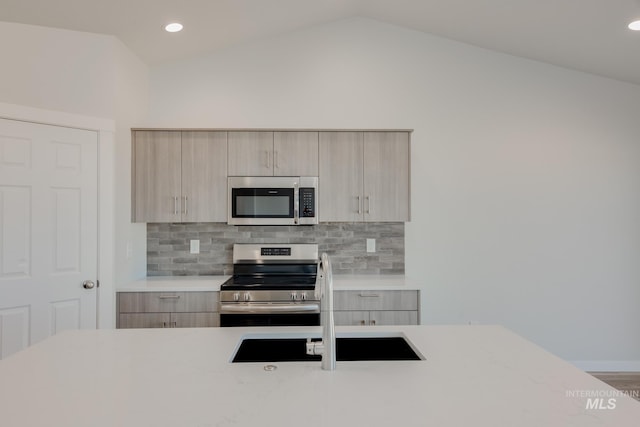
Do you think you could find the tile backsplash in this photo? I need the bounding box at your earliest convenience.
[147,222,404,276]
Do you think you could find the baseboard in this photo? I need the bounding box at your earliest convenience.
[569,360,640,372]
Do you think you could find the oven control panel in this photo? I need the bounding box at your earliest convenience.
[220,290,320,303]
[261,247,291,256]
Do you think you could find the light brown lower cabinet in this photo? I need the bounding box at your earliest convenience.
[333,290,419,326]
[117,291,219,328]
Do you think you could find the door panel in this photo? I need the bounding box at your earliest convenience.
[50,299,81,335]
[273,131,318,176]
[181,131,227,222]
[319,132,364,222]
[133,130,182,222]
[0,186,30,278]
[0,118,98,359]
[0,306,29,359]
[52,188,81,273]
[228,131,273,176]
[363,132,410,221]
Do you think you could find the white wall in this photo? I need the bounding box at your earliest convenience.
[112,38,149,290]
[0,22,149,328]
[146,18,640,368]
[0,22,116,118]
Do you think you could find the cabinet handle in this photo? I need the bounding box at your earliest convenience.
[370,320,376,326]
[162,322,167,328]
[365,195,371,214]
[172,321,177,328]
[183,196,188,216]
[173,196,178,215]
[357,196,362,214]
[158,295,181,299]
[358,293,380,298]
[274,151,279,169]
[360,320,366,326]
[265,150,270,169]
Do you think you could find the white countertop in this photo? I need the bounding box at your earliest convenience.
[118,274,420,292]
[1,325,638,426]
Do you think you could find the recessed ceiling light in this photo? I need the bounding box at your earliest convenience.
[165,23,183,33]
[628,20,640,31]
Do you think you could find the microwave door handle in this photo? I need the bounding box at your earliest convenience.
[294,185,299,224]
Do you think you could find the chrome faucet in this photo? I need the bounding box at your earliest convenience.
[306,252,336,370]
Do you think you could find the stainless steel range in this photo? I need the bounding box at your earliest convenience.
[219,244,321,327]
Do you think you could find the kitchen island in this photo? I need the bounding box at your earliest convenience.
[0,325,638,426]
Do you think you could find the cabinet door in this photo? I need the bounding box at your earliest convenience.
[363,132,410,222]
[273,131,318,176]
[228,131,273,176]
[181,131,227,222]
[172,313,220,328]
[319,132,364,221]
[119,313,171,329]
[133,131,182,222]
[334,311,370,326]
[369,311,418,326]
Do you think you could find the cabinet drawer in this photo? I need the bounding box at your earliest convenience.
[181,292,219,312]
[118,292,219,313]
[334,290,418,311]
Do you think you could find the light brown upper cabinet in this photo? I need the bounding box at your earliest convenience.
[227,131,318,176]
[319,131,410,222]
[132,130,228,222]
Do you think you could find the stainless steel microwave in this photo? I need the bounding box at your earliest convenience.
[227,176,318,225]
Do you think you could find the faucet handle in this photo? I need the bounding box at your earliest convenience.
[315,253,333,300]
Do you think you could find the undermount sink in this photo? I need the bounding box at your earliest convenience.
[231,332,424,363]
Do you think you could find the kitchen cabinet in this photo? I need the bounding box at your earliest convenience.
[273,131,318,176]
[132,130,228,222]
[227,131,318,176]
[333,290,419,326]
[116,291,220,328]
[319,131,410,222]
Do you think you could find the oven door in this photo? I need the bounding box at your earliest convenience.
[220,303,320,327]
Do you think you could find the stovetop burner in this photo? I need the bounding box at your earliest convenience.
[222,243,319,292]
[221,275,317,291]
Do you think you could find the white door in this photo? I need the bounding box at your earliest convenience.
[0,118,98,359]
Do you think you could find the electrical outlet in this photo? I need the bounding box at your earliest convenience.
[366,238,376,253]
[190,239,200,254]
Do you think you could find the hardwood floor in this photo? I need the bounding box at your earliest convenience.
[590,372,640,401]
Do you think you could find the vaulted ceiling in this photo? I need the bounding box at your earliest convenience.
[2,0,640,86]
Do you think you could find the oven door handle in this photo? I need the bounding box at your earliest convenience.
[220,303,320,313]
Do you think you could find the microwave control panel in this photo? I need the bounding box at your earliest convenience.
[299,188,315,218]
